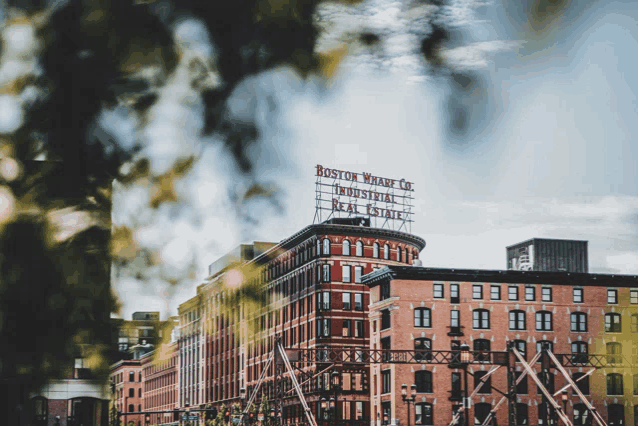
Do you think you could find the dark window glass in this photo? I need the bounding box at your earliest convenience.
[381,370,391,394]
[381,309,391,330]
[415,371,433,393]
[535,311,553,331]
[606,313,622,333]
[572,373,590,396]
[606,342,622,364]
[509,310,526,330]
[415,338,432,362]
[571,312,587,332]
[414,308,431,328]
[573,404,590,426]
[415,403,433,426]
[571,342,588,364]
[608,289,618,304]
[516,403,528,426]
[474,371,491,394]
[472,309,490,329]
[515,372,528,395]
[513,340,527,361]
[608,404,624,426]
[474,403,491,425]
[473,339,490,363]
[607,374,624,396]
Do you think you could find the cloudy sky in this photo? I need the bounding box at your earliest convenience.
[113,0,638,319]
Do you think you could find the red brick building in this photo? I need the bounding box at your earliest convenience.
[364,265,638,426]
[111,360,144,426]
[194,219,425,424]
[141,342,179,426]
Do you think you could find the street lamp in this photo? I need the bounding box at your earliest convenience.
[320,397,328,424]
[562,390,568,416]
[240,387,246,425]
[401,384,417,426]
[331,370,341,422]
[459,343,471,426]
[145,414,150,426]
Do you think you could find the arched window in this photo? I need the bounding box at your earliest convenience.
[472,309,490,329]
[608,404,625,426]
[356,241,363,256]
[571,342,588,364]
[607,373,624,395]
[513,340,527,361]
[474,403,492,425]
[373,243,379,258]
[573,403,590,426]
[415,403,433,425]
[69,397,108,426]
[415,338,432,362]
[342,240,350,256]
[606,342,622,364]
[535,311,553,331]
[571,312,587,332]
[322,239,331,256]
[473,339,491,363]
[415,370,433,393]
[536,341,553,364]
[516,403,528,426]
[509,310,526,330]
[31,397,48,426]
[605,313,622,333]
[383,244,389,260]
[414,308,431,328]
[397,248,402,262]
[316,239,320,256]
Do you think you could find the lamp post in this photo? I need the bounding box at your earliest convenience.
[459,344,471,426]
[320,397,328,425]
[331,370,341,423]
[240,387,246,425]
[561,390,568,418]
[401,384,417,426]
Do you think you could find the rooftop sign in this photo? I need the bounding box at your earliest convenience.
[313,164,414,232]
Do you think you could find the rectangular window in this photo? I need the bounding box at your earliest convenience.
[354,293,363,311]
[322,264,331,282]
[355,320,364,338]
[525,286,535,301]
[573,288,584,303]
[490,285,501,301]
[450,310,460,327]
[509,311,526,330]
[342,320,351,337]
[535,312,553,331]
[451,372,462,399]
[631,289,638,304]
[381,309,391,330]
[414,308,431,328]
[433,284,444,299]
[319,291,330,311]
[473,285,483,300]
[508,286,519,301]
[450,284,459,304]
[608,289,618,304]
[342,265,351,283]
[342,293,351,310]
[541,287,552,302]
[474,371,492,394]
[354,266,363,283]
[381,370,391,394]
[515,372,528,394]
[573,372,590,395]
[380,282,390,300]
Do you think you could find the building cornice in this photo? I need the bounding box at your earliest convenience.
[362,266,638,288]
[253,223,426,265]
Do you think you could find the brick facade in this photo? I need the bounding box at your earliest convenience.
[365,266,638,426]
[111,360,144,426]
